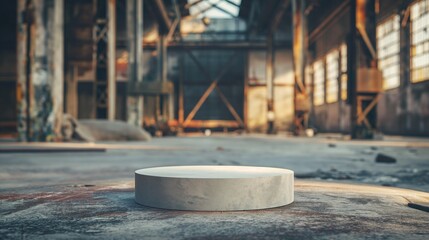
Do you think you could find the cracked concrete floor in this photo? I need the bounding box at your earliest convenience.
[1,134,429,239]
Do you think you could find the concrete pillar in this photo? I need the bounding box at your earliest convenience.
[127,0,144,127]
[16,0,28,140]
[17,0,64,141]
[50,0,64,139]
[107,0,116,121]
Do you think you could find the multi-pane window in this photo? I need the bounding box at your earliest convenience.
[411,0,429,83]
[340,44,348,100]
[377,15,400,89]
[188,0,242,18]
[326,50,339,103]
[313,60,325,106]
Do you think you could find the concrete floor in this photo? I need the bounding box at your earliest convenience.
[1,134,429,239]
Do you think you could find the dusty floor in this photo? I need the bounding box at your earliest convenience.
[1,134,429,239]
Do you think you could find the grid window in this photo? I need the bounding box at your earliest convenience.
[377,15,400,89]
[411,0,429,83]
[326,50,339,103]
[313,60,325,106]
[340,44,348,100]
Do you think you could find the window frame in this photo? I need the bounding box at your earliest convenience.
[376,14,401,90]
[313,59,325,106]
[326,49,340,104]
[340,43,348,101]
[410,0,429,83]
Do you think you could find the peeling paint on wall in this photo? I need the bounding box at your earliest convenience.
[16,0,63,141]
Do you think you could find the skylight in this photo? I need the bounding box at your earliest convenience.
[187,0,242,19]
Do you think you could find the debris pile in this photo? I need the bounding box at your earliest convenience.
[62,114,151,142]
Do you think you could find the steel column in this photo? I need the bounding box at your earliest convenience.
[349,0,378,139]
[348,0,358,138]
[107,0,116,120]
[127,0,144,127]
[292,0,309,135]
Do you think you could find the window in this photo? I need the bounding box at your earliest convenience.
[410,0,429,83]
[377,15,400,89]
[326,50,339,103]
[313,60,325,106]
[340,44,348,100]
[188,0,242,19]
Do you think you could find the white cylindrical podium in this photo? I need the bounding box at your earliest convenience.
[135,166,294,211]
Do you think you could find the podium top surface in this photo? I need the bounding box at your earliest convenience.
[135,165,294,179]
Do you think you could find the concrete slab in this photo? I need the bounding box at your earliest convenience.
[135,166,294,211]
[1,180,429,239]
[1,135,429,238]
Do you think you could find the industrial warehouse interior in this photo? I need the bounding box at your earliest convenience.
[1,0,429,239]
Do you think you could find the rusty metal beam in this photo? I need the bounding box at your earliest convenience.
[292,0,306,94]
[357,25,376,60]
[215,86,245,126]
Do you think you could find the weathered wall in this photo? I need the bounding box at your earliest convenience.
[246,50,294,132]
[376,0,429,136]
[309,2,351,133]
[312,102,350,133]
[308,0,428,136]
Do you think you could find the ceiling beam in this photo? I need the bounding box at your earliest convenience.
[224,0,240,8]
[185,0,204,9]
[142,40,292,50]
[189,0,222,17]
[213,4,237,18]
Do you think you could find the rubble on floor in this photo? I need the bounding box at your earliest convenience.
[62,114,151,142]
